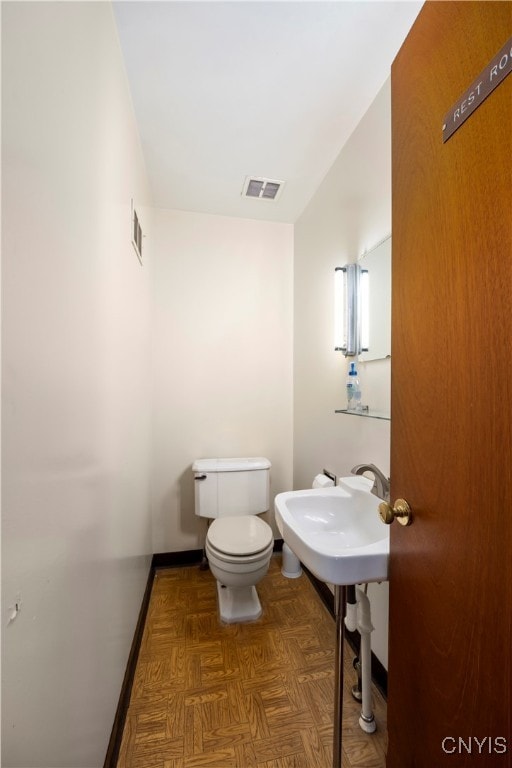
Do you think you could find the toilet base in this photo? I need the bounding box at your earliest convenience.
[216,581,262,624]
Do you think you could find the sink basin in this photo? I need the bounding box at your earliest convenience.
[274,476,389,585]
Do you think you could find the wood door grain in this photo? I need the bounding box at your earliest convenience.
[388,2,512,766]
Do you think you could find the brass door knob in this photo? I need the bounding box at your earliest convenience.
[378,499,412,526]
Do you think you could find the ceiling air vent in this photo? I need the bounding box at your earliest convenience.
[242,176,285,202]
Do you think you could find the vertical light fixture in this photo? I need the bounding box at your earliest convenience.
[334,264,369,356]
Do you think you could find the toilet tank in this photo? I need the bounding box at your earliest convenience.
[192,457,271,518]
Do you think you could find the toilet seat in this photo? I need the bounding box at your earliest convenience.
[206,538,274,567]
[207,516,273,557]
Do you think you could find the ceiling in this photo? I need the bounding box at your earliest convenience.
[113,1,423,223]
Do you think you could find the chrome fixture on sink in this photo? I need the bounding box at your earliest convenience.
[351,463,390,502]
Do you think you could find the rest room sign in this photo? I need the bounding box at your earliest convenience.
[443,36,512,142]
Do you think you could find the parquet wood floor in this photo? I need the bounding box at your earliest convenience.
[117,556,387,768]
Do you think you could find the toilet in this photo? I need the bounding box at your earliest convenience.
[193,457,273,623]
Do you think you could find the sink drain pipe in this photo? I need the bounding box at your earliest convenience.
[345,585,376,733]
[345,585,361,700]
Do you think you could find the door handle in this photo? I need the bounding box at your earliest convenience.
[378,498,412,526]
[194,474,207,481]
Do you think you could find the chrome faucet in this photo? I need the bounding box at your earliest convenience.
[351,463,390,502]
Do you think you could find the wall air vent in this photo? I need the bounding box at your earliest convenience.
[242,176,285,202]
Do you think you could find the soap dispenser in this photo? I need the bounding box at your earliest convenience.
[346,362,362,411]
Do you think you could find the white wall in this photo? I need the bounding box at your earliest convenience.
[2,5,392,763]
[2,4,152,766]
[294,79,392,668]
[151,209,294,553]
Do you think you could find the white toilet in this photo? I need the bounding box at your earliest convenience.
[193,457,273,623]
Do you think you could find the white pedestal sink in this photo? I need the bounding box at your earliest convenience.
[274,475,389,768]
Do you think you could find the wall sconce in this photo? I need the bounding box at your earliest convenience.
[334,264,369,356]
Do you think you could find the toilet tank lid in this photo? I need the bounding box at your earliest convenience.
[192,457,271,473]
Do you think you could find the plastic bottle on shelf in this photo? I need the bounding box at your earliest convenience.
[346,361,362,411]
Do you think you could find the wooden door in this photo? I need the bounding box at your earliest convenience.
[388,3,512,766]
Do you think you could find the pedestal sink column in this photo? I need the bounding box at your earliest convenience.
[333,585,346,768]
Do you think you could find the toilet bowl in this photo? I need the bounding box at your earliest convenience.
[205,516,274,623]
[193,457,273,624]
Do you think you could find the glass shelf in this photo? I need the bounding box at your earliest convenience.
[335,408,390,421]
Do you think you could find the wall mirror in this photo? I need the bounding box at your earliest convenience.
[358,235,391,362]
